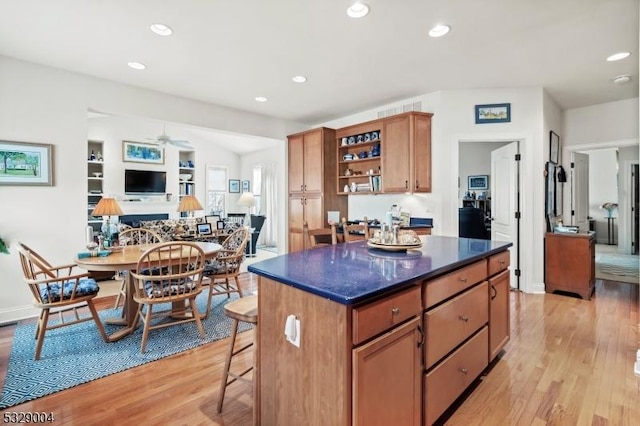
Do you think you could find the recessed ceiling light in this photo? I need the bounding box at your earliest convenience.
[613,74,631,84]
[606,52,631,62]
[347,2,369,18]
[255,96,268,102]
[292,75,307,83]
[127,61,146,70]
[429,24,451,38]
[150,23,173,36]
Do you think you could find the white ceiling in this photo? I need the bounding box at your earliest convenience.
[0,0,637,125]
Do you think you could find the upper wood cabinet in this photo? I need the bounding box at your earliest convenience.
[288,127,347,252]
[288,128,327,194]
[381,112,433,193]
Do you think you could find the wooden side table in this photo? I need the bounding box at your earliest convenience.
[545,231,596,300]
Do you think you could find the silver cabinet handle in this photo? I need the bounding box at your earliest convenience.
[459,277,468,283]
[459,315,469,322]
[459,368,468,375]
[391,307,400,315]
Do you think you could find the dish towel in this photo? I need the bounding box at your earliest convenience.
[77,250,111,259]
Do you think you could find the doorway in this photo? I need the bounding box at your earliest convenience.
[459,140,521,290]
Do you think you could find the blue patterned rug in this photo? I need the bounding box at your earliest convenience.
[0,292,252,409]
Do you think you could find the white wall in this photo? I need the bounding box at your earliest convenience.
[0,56,304,324]
[581,148,619,243]
[320,87,550,294]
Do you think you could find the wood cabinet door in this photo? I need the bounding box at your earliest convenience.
[489,270,510,361]
[353,317,422,426]
[381,115,411,193]
[303,195,324,230]
[412,114,432,192]
[288,196,305,252]
[303,129,323,194]
[288,134,304,194]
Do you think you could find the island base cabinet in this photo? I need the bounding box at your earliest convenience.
[489,270,510,361]
[353,317,422,426]
[425,326,488,425]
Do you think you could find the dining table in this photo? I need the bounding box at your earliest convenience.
[76,241,222,342]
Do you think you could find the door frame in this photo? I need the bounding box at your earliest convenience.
[563,138,638,254]
[457,135,532,292]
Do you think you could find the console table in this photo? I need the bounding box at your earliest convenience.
[545,231,596,300]
[606,217,616,245]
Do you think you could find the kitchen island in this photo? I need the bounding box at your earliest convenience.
[248,235,512,425]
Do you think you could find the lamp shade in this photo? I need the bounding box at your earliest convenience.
[177,195,203,212]
[92,197,123,216]
[237,191,256,207]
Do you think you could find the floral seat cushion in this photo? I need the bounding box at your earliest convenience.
[143,278,198,298]
[39,278,100,303]
[138,218,205,241]
[203,256,242,275]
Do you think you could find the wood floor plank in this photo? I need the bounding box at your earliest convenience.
[0,276,638,425]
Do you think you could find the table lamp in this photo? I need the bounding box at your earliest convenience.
[237,191,256,257]
[177,195,203,218]
[92,197,123,246]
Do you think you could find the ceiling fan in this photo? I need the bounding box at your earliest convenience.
[146,126,192,149]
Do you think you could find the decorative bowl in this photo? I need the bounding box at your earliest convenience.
[179,173,192,181]
[92,172,102,178]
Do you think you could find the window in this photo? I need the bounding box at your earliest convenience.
[206,166,226,217]
[253,165,262,213]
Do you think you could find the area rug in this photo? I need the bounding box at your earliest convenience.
[0,292,252,409]
[595,253,639,284]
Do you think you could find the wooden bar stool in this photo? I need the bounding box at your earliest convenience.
[217,294,258,413]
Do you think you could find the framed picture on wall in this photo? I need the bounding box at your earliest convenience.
[228,179,240,193]
[475,103,511,124]
[241,180,250,192]
[468,175,489,190]
[549,131,560,164]
[0,140,54,186]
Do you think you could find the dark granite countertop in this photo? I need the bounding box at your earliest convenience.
[248,235,512,305]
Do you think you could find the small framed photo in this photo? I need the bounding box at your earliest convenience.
[0,140,54,186]
[216,220,225,230]
[229,179,240,193]
[122,140,165,164]
[468,175,489,190]
[241,180,250,192]
[549,131,560,164]
[475,103,511,124]
[196,222,212,235]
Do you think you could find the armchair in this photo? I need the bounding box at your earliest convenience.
[16,242,108,360]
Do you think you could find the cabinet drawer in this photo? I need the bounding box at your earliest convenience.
[423,260,487,309]
[425,326,488,426]
[353,286,422,345]
[425,281,488,368]
[488,250,510,276]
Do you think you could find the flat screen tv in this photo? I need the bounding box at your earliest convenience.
[124,169,166,195]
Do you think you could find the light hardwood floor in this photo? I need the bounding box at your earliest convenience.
[0,276,638,425]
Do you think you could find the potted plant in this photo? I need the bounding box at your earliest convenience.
[0,236,8,254]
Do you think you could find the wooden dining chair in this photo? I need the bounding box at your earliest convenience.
[303,221,338,248]
[16,242,108,360]
[341,217,370,242]
[202,227,250,318]
[130,241,207,353]
[113,228,164,309]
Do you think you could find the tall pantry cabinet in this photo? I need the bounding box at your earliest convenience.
[288,127,347,252]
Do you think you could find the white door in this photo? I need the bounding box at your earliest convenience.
[571,152,589,231]
[491,142,519,289]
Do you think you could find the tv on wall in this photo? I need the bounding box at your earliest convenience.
[124,169,167,195]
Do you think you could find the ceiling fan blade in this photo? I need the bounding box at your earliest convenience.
[170,140,192,148]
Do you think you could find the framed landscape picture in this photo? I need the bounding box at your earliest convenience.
[468,175,489,190]
[122,140,165,164]
[0,140,53,186]
[229,179,240,193]
[475,103,511,124]
[241,180,250,192]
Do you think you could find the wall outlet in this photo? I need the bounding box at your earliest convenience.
[284,315,301,348]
